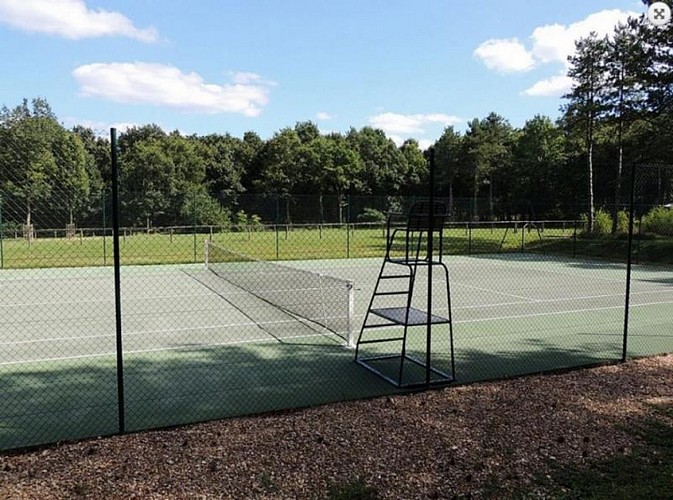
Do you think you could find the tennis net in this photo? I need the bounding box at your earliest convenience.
[204,240,355,346]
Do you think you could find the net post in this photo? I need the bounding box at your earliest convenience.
[347,281,355,348]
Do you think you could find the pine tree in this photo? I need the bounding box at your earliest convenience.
[563,33,610,232]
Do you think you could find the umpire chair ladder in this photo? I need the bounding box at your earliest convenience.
[354,201,455,387]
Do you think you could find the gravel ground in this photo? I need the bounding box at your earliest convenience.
[1,354,672,499]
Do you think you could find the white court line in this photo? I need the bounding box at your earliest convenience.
[0,292,221,309]
[3,301,671,366]
[454,300,673,325]
[451,281,538,301]
[0,332,114,346]
[452,288,673,311]
[0,297,111,309]
[450,257,670,288]
[0,314,349,347]
[0,332,333,367]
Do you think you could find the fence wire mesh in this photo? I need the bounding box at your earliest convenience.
[0,166,672,450]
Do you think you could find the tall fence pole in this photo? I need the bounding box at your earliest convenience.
[426,148,435,385]
[192,191,197,263]
[0,194,4,269]
[102,191,107,266]
[622,162,638,363]
[110,128,126,433]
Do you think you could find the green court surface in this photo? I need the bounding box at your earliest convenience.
[1,253,672,450]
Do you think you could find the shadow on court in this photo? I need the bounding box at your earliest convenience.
[4,327,666,451]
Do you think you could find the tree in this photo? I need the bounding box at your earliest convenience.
[638,11,673,163]
[294,121,320,144]
[511,116,567,217]
[399,139,427,196]
[119,138,175,227]
[255,128,303,222]
[237,131,264,194]
[563,33,610,232]
[52,131,90,225]
[299,133,363,222]
[346,127,406,195]
[200,133,244,202]
[118,124,167,154]
[0,99,64,231]
[604,20,648,231]
[433,126,463,217]
[463,113,514,219]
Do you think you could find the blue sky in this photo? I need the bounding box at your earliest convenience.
[0,0,649,148]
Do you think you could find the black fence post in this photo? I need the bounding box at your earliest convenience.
[426,148,435,385]
[346,222,350,259]
[275,224,280,260]
[622,162,638,363]
[0,194,4,269]
[110,128,126,433]
[102,191,107,266]
[192,191,197,263]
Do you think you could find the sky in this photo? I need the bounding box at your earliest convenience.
[0,0,652,149]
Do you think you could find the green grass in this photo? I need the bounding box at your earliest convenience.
[0,224,581,269]
[542,403,673,498]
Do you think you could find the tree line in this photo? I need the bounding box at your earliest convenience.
[0,11,671,231]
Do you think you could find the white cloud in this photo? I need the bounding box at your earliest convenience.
[0,0,158,42]
[368,112,462,135]
[417,139,433,151]
[522,75,573,97]
[531,9,638,66]
[387,134,404,146]
[473,9,640,97]
[72,62,273,117]
[230,71,276,86]
[316,111,335,120]
[473,38,536,73]
[385,135,434,150]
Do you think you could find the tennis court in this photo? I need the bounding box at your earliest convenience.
[1,250,672,449]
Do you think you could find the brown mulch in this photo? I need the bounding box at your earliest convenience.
[1,355,672,499]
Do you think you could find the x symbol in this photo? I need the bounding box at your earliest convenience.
[654,8,665,19]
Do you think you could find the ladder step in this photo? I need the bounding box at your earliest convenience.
[379,274,411,280]
[357,337,405,344]
[362,323,399,329]
[373,291,409,296]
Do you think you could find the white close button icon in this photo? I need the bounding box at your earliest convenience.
[648,1,672,27]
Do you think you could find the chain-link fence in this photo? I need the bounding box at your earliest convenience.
[1,164,672,450]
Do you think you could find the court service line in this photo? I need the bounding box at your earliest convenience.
[0,314,344,347]
[449,280,539,301]
[0,332,336,367]
[452,258,670,288]
[451,287,673,311]
[454,300,673,325]
[0,291,222,309]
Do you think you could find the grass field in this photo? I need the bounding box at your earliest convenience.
[0,222,588,269]
[2,222,671,270]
